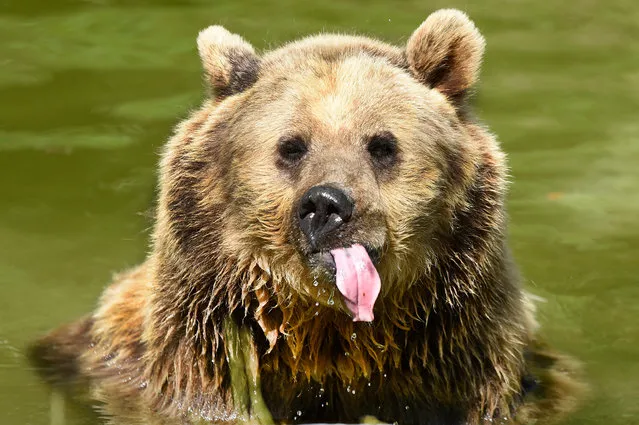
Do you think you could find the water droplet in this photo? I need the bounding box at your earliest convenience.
[315,311,319,316]
[328,288,335,305]
[315,302,319,306]
[297,410,302,416]
[352,389,356,394]
[367,382,371,387]
[313,278,319,287]
[346,385,351,392]
[351,332,357,340]
[383,373,387,378]
[345,352,350,357]
[405,405,409,410]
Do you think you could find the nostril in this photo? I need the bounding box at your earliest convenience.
[319,190,353,221]
[325,202,339,218]
[298,198,316,220]
[322,213,344,235]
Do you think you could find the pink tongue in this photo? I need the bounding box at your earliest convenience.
[330,244,381,322]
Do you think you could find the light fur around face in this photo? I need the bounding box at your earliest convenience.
[191,15,486,305]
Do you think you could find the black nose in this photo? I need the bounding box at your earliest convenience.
[298,185,354,249]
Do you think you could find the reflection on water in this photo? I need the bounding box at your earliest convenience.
[1,0,638,424]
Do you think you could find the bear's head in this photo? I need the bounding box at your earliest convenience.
[152,9,508,334]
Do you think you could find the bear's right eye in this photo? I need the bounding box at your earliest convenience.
[277,136,308,164]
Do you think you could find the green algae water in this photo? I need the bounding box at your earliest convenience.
[1,0,638,424]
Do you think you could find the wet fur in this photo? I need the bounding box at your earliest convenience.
[30,9,584,425]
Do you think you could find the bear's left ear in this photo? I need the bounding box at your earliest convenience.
[197,25,260,98]
[406,9,485,101]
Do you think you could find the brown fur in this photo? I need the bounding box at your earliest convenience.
[30,9,584,425]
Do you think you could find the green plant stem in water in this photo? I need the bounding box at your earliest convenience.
[223,318,274,425]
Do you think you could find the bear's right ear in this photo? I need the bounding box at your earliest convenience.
[406,9,485,102]
[197,26,260,98]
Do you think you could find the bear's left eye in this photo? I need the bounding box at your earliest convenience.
[277,136,308,164]
[367,132,398,168]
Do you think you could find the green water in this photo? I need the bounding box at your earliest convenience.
[1,0,637,424]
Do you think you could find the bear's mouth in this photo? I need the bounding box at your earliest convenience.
[309,245,382,322]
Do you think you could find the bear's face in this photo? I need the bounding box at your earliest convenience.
[163,10,487,322]
[231,55,474,319]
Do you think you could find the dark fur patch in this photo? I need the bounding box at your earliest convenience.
[447,160,502,255]
[216,48,260,98]
[28,316,94,386]
[439,142,467,193]
[424,52,452,90]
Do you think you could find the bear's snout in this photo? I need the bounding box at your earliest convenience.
[298,185,354,250]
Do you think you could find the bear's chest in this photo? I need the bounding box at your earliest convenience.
[259,367,468,425]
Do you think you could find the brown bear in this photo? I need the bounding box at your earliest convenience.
[30,9,583,425]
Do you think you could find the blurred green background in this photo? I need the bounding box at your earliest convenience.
[0,0,637,424]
